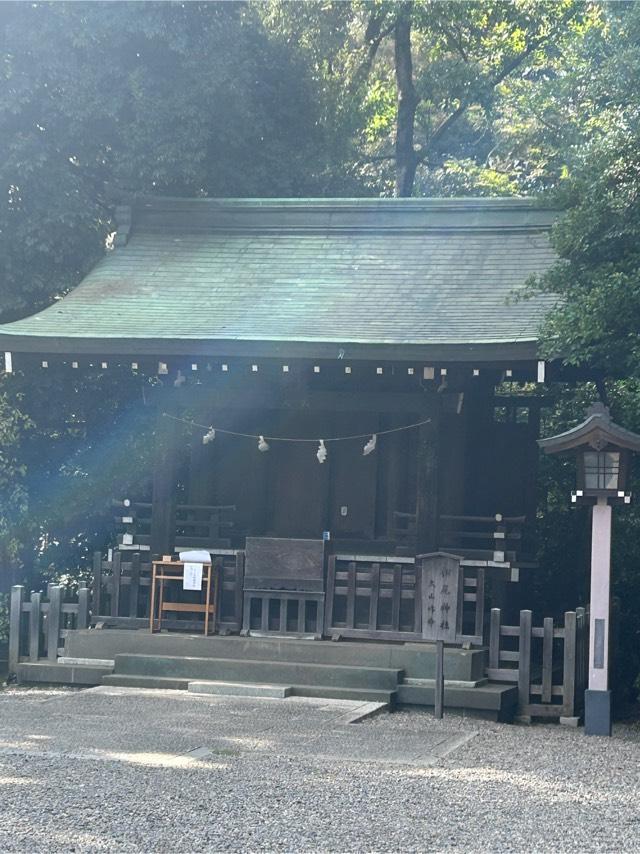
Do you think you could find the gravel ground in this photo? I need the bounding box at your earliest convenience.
[0,684,638,853]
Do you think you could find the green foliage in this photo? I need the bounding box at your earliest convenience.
[0,390,31,573]
[534,125,640,375]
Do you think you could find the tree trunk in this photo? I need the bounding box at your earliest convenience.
[394,4,419,197]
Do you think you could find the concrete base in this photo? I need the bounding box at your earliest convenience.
[16,628,515,719]
[397,681,517,722]
[584,689,612,737]
[188,680,292,699]
[64,629,486,682]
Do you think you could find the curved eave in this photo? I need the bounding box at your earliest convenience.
[0,333,541,363]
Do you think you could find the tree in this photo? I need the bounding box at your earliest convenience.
[268,0,593,196]
[528,3,640,380]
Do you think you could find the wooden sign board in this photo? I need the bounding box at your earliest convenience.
[244,537,325,592]
[418,552,461,643]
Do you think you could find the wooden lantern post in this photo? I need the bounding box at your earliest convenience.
[539,403,640,736]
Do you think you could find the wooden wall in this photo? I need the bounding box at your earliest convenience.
[151,380,540,550]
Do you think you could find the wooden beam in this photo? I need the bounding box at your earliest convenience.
[176,386,444,415]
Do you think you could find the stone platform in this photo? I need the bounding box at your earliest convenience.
[15,628,517,721]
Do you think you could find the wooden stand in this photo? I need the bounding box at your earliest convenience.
[149,560,218,635]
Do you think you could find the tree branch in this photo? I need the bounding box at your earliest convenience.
[352,9,394,87]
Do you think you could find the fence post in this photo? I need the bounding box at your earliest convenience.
[8,585,24,674]
[576,606,587,700]
[111,550,122,617]
[47,585,62,662]
[29,591,42,662]
[562,610,577,721]
[474,568,485,641]
[541,616,554,704]
[77,587,90,630]
[129,552,141,618]
[489,607,501,671]
[517,609,532,721]
[92,551,103,617]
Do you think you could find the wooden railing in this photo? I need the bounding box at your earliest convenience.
[439,514,534,566]
[8,584,90,673]
[92,549,245,634]
[391,512,536,569]
[114,500,236,551]
[174,504,236,550]
[487,607,589,721]
[324,554,485,645]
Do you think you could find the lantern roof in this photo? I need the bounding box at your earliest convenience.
[539,403,640,455]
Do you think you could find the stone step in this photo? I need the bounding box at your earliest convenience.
[188,680,292,699]
[397,681,518,722]
[65,629,485,682]
[58,656,115,668]
[112,653,403,690]
[102,674,190,690]
[16,661,112,686]
[288,685,396,704]
[102,673,396,703]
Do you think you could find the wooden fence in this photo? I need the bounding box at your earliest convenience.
[487,607,589,720]
[8,584,90,673]
[324,554,485,645]
[92,549,245,634]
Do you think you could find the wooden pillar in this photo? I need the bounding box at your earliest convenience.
[415,400,440,554]
[380,413,403,539]
[150,406,180,558]
[526,400,542,524]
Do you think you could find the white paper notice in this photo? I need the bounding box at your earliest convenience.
[183,562,203,591]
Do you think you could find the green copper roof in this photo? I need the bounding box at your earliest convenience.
[0,197,558,359]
